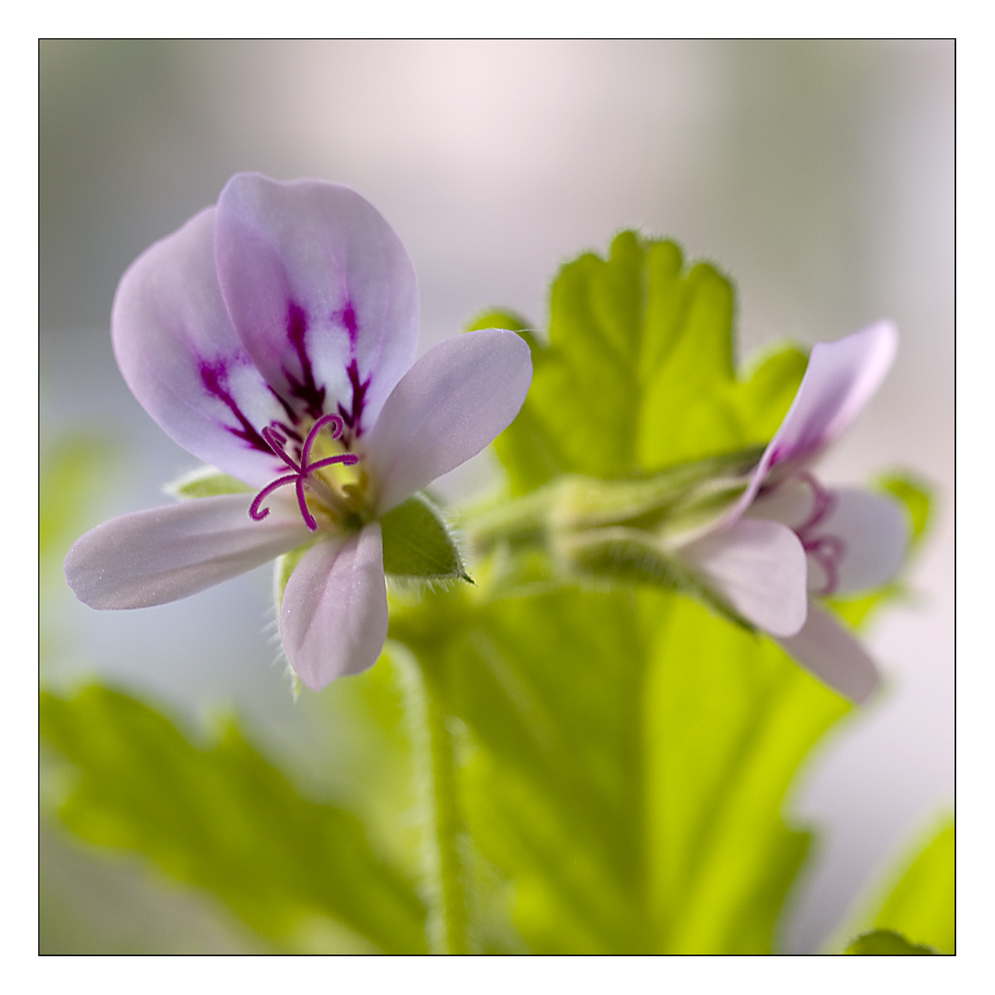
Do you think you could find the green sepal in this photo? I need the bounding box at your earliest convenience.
[465,445,762,561]
[165,465,252,499]
[381,494,470,582]
[273,543,313,610]
[552,446,761,537]
[558,527,755,633]
[844,929,938,955]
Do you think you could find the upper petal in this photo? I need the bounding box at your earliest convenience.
[112,206,301,487]
[279,522,389,691]
[766,319,898,471]
[680,518,808,637]
[214,174,418,439]
[723,320,898,525]
[65,494,312,609]
[364,329,533,513]
[778,603,882,704]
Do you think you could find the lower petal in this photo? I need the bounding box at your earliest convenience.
[779,603,882,704]
[681,518,808,637]
[65,494,312,609]
[279,522,388,691]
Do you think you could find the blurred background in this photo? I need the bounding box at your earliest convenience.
[39,39,953,953]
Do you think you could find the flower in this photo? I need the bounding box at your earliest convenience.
[673,320,907,703]
[64,173,533,691]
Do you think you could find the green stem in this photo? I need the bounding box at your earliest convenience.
[403,654,470,954]
[457,486,552,559]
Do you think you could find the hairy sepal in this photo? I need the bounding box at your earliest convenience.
[380,493,469,582]
[166,465,253,499]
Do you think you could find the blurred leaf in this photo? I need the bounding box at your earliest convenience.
[843,817,954,954]
[390,580,848,953]
[844,929,937,955]
[643,596,847,953]
[877,471,933,546]
[493,231,807,493]
[40,685,427,953]
[385,233,852,952]
[40,433,120,563]
[40,433,124,665]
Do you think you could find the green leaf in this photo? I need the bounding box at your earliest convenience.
[389,581,848,954]
[491,232,807,493]
[642,596,848,953]
[41,433,124,664]
[844,929,937,955]
[872,818,954,952]
[381,493,469,581]
[465,307,540,350]
[877,471,933,546]
[837,817,954,954]
[40,433,121,563]
[381,232,863,953]
[165,465,252,498]
[40,685,427,953]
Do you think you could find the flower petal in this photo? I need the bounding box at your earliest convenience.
[365,329,533,513]
[214,174,418,440]
[680,518,808,637]
[806,487,908,596]
[724,320,898,525]
[778,603,882,704]
[767,319,898,470]
[112,206,297,487]
[64,494,312,609]
[279,522,388,691]
[746,480,908,596]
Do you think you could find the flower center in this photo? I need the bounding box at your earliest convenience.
[249,414,362,532]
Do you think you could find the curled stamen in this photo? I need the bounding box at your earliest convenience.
[795,471,836,535]
[249,473,300,521]
[791,475,846,596]
[295,476,317,531]
[805,535,846,596]
[309,454,359,472]
[262,424,302,472]
[302,413,345,466]
[249,412,360,532]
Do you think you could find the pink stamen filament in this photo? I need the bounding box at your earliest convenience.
[793,473,845,596]
[804,536,845,597]
[249,414,359,530]
[795,472,835,534]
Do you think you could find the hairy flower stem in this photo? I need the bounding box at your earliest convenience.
[402,654,470,954]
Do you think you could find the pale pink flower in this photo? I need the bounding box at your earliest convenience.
[65,174,532,690]
[676,321,906,702]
